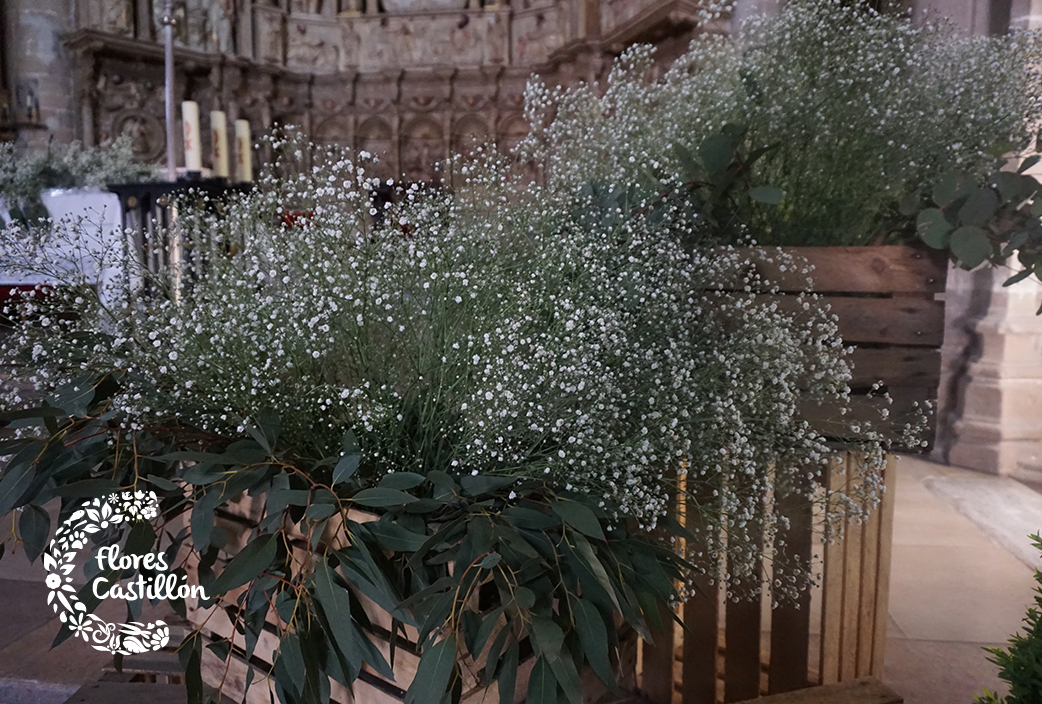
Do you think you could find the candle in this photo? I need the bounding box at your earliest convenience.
[235,119,253,183]
[211,110,229,178]
[181,101,203,172]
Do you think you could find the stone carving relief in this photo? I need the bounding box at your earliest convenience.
[286,21,341,73]
[291,0,325,14]
[209,0,236,54]
[601,0,658,36]
[402,117,443,183]
[112,111,166,161]
[104,0,134,36]
[255,6,286,64]
[512,8,564,65]
[350,15,497,71]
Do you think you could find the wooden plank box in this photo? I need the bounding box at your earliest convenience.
[638,453,900,704]
[186,496,638,704]
[721,246,948,448]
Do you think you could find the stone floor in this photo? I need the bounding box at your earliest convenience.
[0,454,1036,703]
[882,455,1041,704]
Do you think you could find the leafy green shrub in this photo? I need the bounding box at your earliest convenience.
[521,0,1042,246]
[0,135,155,224]
[903,159,1042,309]
[974,533,1042,704]
[0,129,898,703]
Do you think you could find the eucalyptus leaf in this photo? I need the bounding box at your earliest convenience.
[529,616,564,659]
[365,520,428,552]
[351,487,419,508]
[699,133,734,174]
[748,185,784,205]
[572,597,613,686]
[916,208,951,250]
[958,188,999,227]
[526,657,557,704]
[305,503,337,522]
[18,504,49,563]
[190,488,224,554]
[460,474,515,497]
[405,634,457,704]
[497,642,519,704]
[547,654,583,704]
[52,479,122,499]
[332,453,360,485]
[273,633,305,697]
[950,225,993,270]
[378,472,426,491]
[0,453,36,517]
[208,533,277,595]
[549,499,604,541]
[933,172,971,208]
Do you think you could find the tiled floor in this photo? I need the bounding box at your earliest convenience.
[882,455,1041,704]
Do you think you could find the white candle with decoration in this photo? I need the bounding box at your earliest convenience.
[181,101,203,172]
[210,110,229,178]
[235,119,253,183]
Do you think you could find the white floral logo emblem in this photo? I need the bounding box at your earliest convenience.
[44,490,170,654]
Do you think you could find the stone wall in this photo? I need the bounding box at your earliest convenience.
[4,0,709,179]
[1,0,77,147]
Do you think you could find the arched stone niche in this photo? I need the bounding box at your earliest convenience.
[401,116,444,184]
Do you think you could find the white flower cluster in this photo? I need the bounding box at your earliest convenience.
[0,127,898,597]
[520,0,1042,245]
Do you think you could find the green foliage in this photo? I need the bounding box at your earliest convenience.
[898,160,1042,312]
[0,386,684,704]
[974,534,1042,704]
[0,136,155,226]
[522,0,1042,246]
[0,132,891,703]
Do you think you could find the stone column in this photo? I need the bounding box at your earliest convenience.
[1010,0,1042,29]
[938,265,1042,478]
[3,0,76,146]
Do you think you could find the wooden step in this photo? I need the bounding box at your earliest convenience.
[754,678,902,703]
[65,683,187,704]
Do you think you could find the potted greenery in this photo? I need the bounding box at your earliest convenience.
[974,534,1042,704]
[516,0,1042,447]
[0,136,154,298]
[0,117,894,704]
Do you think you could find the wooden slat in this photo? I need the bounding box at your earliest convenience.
[818,457,846,686]
[848,348,941,388]
[798,389,929,443]
[733,246,947,294]
[769,474,814,694]
[767,295,945,347]
[840,456,864,682]
[724,555,763,702]
[857,494,882,678]
[870,458,898,679]
[65,683,189,704]
[642,602,677,701]
[682,572,720,704]
[754,677,903,704]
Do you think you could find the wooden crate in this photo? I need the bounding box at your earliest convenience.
[721,246,948,447]
[637,454,898,704]
[186,499,637,704]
